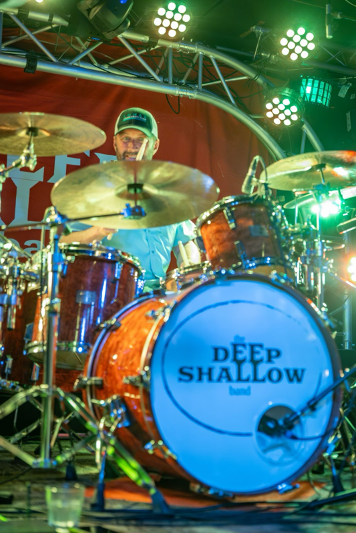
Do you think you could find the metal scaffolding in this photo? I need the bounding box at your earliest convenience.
[0,7,326,160]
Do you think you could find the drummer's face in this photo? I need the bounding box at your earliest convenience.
[113,128,160,161]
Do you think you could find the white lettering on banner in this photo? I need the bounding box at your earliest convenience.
[7,155,45,226]
[48,154,82,184]
[4,152,114,228]
[24,240,41,254]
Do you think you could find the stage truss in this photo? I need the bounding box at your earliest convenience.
[0,6,326,160]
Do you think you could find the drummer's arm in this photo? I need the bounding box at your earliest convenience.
[60,227,115,244]
[173,240,201,268]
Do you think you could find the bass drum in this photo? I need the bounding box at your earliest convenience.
[83,273,341,495]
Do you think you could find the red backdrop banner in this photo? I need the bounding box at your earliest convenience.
[0,64,266,253]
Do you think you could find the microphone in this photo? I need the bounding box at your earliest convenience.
[326,4,333,39]
[241,156,259,195]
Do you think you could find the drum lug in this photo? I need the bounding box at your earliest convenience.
[73,376,104,390]
[96,318,121,331]
[92,394,130,429]
[123,367,150,389]
[269,270,294,285]
[223,207,236,230]
[189,483,234,499]
[277,482,300,495]
[144,439,177,460]
[114,262,123,280]
[234,241,249,269]
[145,306,171,322]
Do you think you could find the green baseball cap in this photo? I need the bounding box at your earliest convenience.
[114,107,158,138]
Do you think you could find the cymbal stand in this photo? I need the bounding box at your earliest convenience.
[0,133,37,212]
[309,168,331,310]
[0,208,168,512]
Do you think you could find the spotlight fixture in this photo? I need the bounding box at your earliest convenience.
[300,77,332,107]
[77,0,133,40]
[280,27,315,61]
[264,87,304,127]
[154,3,191,38]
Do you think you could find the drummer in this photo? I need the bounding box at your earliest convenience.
[60,107,201,290]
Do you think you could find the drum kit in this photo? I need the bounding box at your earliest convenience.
[0,112,356,505]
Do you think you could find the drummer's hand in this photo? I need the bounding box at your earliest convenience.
[89,227,116,242]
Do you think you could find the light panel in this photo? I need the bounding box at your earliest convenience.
[300,77,332,107]
[279,26,316,61]
[264,87,304,128]
[155,3,191,38]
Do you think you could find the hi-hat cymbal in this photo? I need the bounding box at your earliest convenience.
[0,112,106,156]
[261,151,356,191]
[284,186,356,209]
[51,160,220,229]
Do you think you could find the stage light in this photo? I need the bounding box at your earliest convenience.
[311,198,341,218]
[300,77,332,107]
[347,257,356,282]
[154,3,191,38]
[77,0,133,40]
[279,26,316,61]
[264,87,304,127]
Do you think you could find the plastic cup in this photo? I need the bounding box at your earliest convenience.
[45,483,85,529]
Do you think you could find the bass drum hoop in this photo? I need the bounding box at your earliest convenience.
[86,272,342,494]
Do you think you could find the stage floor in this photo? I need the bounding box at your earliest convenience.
[1,442,356,532]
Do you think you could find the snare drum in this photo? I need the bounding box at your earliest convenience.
[163,262,211,292]
[197,196,293,278]
[82,272,341,494]
[26,243,143,370]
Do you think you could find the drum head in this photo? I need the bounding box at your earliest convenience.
[150,275,341,494]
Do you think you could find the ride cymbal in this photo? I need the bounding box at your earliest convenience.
[261,151,356,191]
[51,160,220,229]
[0,112,106,156]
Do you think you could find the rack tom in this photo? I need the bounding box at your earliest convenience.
[26,243,143,370]
[197,195,293,278]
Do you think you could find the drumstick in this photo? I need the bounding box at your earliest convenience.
[136,138,148,161]
[178,240,190,267]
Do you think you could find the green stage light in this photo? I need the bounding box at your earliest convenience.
[347,257,356,282]
[311,198,341,218]
[301,77,332,107]
[264,87,304,127]
[279,26,315,61]
[155,3,191,38]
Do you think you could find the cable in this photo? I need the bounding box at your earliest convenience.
[165,94,180,114]
[345,0,356,7]
[0,467,32,486]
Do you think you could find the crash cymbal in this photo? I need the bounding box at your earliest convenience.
[51,160,220,229]
[284,186,356,209]
[0,112,106,156]
[261,151,356,191]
